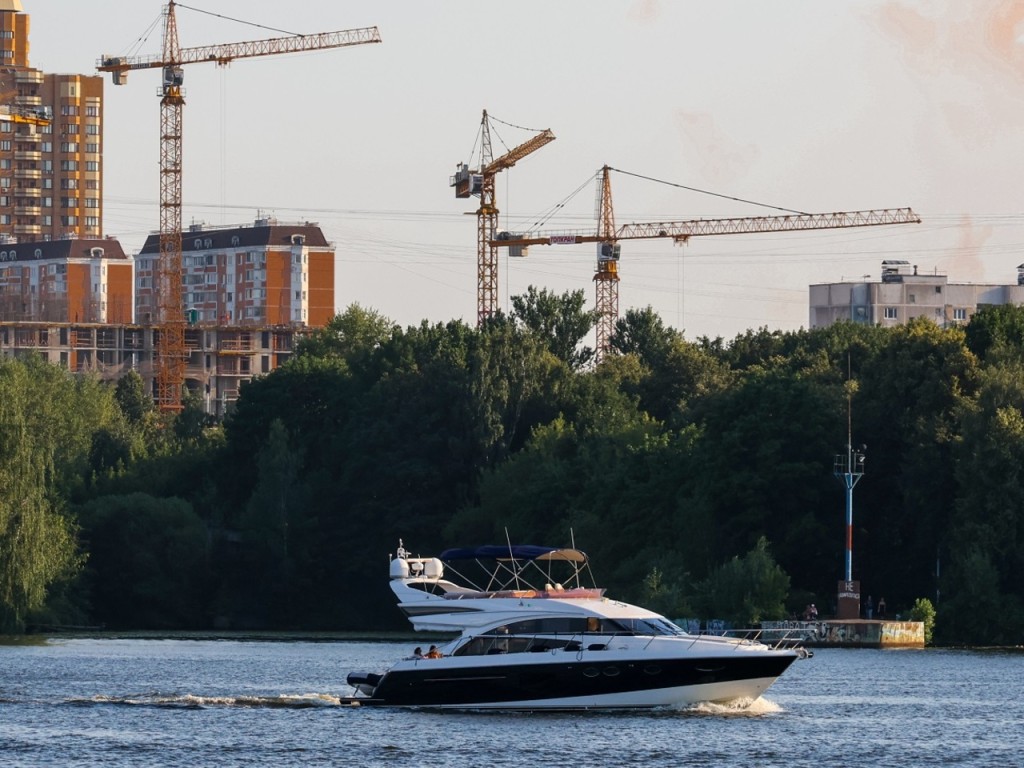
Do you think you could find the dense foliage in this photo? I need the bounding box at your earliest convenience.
[2,297,1023,644]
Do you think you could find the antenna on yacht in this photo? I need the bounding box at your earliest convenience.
[504,527,521,590]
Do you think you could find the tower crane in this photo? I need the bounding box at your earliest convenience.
[98,1,381,411]
[451,110,554,325]
[495,165,921,360]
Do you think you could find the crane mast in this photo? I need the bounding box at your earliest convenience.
[157,0,185,411]
[98,1,381,410]
[492,168,921,361]
[594,166,619,358]
[451,110,554,325]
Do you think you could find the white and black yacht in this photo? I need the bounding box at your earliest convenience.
[346,542,808,710]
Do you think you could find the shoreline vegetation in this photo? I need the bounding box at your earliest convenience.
[3,297,1024,645]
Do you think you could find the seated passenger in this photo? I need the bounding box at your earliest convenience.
[426,645,443,659]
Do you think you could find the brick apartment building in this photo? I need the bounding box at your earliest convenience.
[136,218,336,328]
[1,0,104,241]
[0,236,131,322]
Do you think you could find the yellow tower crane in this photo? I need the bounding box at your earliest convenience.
[495,165,921,360]
[98,1,381,411]
[451,110,554,325]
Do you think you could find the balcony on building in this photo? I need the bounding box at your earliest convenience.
[14,70,45,85]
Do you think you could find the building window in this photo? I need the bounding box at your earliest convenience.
[953,308,967,321]
[60,142,79,153]
[85,143,100,154]
[0,140,10,151]
[884,306,898,320]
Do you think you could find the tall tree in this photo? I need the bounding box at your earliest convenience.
[511,286,596,370]
[114,369,154,424]
[0,358,85,631]
[294,303,397,366]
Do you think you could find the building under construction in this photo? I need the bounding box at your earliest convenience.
[0,218,336,416]
[0,318,304,418]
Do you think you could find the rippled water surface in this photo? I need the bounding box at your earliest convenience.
[1,637,1021,767]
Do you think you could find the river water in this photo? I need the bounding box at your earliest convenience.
[1,636,1021,767]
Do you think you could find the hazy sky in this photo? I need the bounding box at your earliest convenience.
[22,1,1024,340]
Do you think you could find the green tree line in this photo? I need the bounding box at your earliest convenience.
[2,293,1023,644]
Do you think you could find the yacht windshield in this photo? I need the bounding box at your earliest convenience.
[610,618,688,636]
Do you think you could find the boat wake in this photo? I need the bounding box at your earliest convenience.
[68,692,357,709]
[675,696,784,717]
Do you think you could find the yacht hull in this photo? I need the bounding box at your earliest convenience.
[365,651,796,710]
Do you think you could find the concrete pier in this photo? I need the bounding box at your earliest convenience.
[763,619,925,648]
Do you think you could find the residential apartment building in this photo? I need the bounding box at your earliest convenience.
[136,218,335,327]
[809,260,1024,329]
[0,236,131,322]
[0,217,336,416]
[1,0,104,241]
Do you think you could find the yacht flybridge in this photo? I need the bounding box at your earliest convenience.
[346,542,808,710]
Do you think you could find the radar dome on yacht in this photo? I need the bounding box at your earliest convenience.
[389,558,410,579]
[423,558,444,579]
